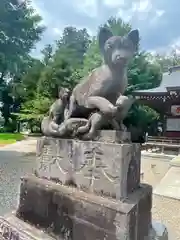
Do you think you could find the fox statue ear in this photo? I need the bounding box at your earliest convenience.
[98,27,113,54]
[127,29,139,50]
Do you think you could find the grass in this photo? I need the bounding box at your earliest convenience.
[0,133,25,145]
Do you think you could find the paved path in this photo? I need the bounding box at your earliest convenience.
[0,139,37,215]
[0,139,37,154]
[152,195,180,239]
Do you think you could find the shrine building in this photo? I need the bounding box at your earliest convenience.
[133,65,180,138]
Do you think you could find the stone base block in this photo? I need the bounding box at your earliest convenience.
[0,214,54,240]
[17,176,152,240]
[36,134,141,199]
[0,216,168,240]
[93,130,131,143]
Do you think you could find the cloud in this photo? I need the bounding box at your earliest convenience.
[52,28,63,36]
[73,0,99,18]
[103,0,125,8]
[31,0,49,25]
[133,0,152,13]
[31,0,180,56]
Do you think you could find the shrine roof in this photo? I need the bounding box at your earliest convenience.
[133,66,180,96]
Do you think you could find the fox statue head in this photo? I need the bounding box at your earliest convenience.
[98,27,139,68]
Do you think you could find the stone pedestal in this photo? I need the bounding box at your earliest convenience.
[0,131,169,239]
[0,214,55,240]
[16,176,152,240]
[36,131,140,200]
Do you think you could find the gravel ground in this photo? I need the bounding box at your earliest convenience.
[152,195,180,239]
[141,155,180,238]
[140,155,171,188]
[0,140,36,215]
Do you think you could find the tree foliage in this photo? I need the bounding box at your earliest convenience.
[37,58,73,98]
[0,0,44,76]
[0,0,44,130]
[152,50,180,72]
[17,95,52,121]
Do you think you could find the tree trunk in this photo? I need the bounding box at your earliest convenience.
[17,121,21,132]
[0,71,5,83]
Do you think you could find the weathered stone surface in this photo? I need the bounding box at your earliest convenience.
[17,176,152,240]
[95,130,131,143]
[0,214,54,240]
[36,133,140,199]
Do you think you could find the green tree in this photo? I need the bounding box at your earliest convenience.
[41,44,53,66]
[37,26,91,98]
[55,26,91,68]
[37,57,73,98]
[126,52,162,93]
[0,0,44,130]
[103,17,131,36]
[152,50,180,72]
[0,0,44,77]
[82,37,102,75]
[12,58,45,101]
[15,94,52,132]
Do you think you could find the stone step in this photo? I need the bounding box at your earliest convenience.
[153,166,180,200]
[0,213,55,240]
[141,152,175,161]
[170,155,180,167]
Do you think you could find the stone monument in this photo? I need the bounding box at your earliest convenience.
[0,28,168,239]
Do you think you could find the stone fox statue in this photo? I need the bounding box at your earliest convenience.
[65,27,139,120]
[41,87,70,136]
[77,95,135,140]
[49,87,70,126]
